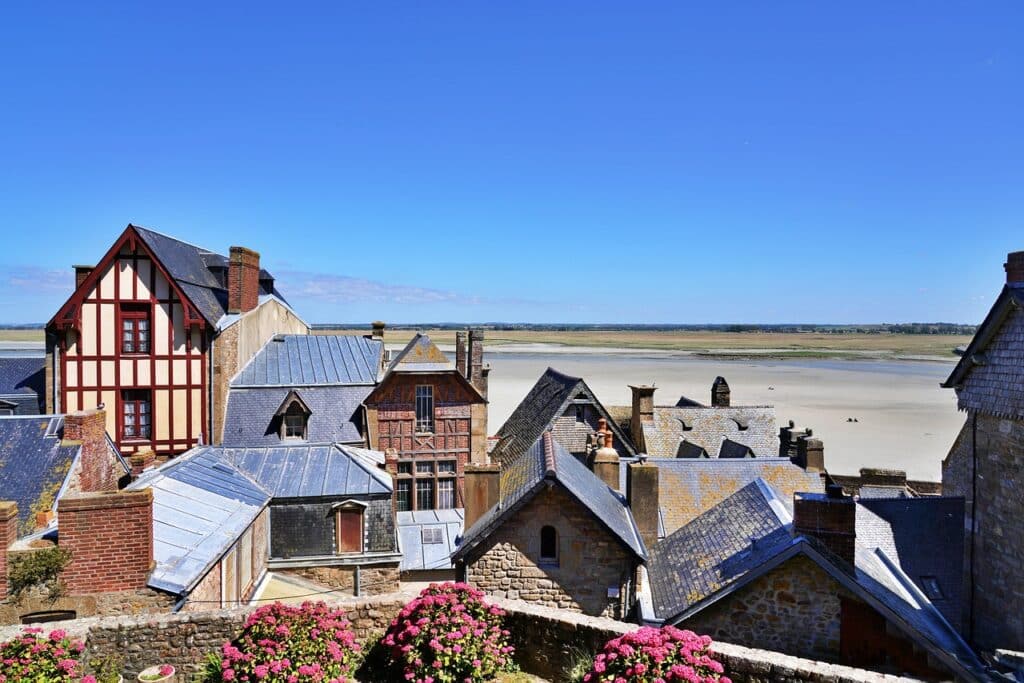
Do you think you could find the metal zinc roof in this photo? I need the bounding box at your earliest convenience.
[397,508,465,571]
[232,335,383,387]
[127,448,271,595]
[213,444,392,498]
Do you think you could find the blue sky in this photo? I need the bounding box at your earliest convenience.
[1,2,1021,324]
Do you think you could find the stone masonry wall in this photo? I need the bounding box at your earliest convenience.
[0,591,927,683]
[681,555,844,662]
[942,410,1024,651]
[466,485,636,618]
[283,563,400,596]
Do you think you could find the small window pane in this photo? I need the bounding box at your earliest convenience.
[396,480,412,512]
[437,461,456,474]
[416,461,434,475]
[416,478,434,510]
[398,462,412,475]
[437,479,455,509]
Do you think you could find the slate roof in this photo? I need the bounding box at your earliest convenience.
[200,444,392,499]
[618,456,824,536]
[454,433,645,561]
[0,357,45,415]
[637,405,777,459]
[0,416,79,532]
[397,508,465,571]
[127,448,271,595]
[646,480,985,682]
[222,386,371,446]
[386,333,454,373]
[490,368,635,464]
[943,284,1024,419]
[232,335,382,387]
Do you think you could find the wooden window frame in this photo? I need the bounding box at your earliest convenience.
[119,303,151,355]
[397,459,457,511]
[334,502,366,554]
[415,384,434,433]
[281,401,307,440]
[121,389,152,441]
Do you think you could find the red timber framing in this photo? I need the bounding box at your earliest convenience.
[48,225,211,458]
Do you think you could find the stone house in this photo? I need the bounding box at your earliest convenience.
[644,479,983,681]
[0,356,45,415]
[453,432,648,619]
[942,249,1024,652]
[363,332,488,512]
[490,367,635,466]
[45,224,308,459]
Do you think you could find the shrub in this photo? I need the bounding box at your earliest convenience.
[204,601,361,683]
[381,582,517,683]
[0,627,94,683]
[582,626,730,683]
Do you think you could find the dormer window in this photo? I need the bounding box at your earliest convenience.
[275,390,311,441]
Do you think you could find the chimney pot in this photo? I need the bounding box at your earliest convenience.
[1005,251,1024,284]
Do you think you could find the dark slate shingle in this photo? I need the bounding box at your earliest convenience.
[0,357,45,415]
[0,416,78,532]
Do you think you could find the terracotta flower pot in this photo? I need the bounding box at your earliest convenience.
[137,664,176,682]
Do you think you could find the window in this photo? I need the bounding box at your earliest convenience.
[540,526,558,564]
[575,404,587,423]
[398,462,413,476]
[415,385,434,432]
[120,304,150,354]
[282,402,307,440]
[396,480,412,512]
[422,527,444,544]
[336,505,364,554]
[437,479,455,509]
[416,478,434,510]
[122,390,151,439]
[437,461,456,474]
[416,461,434,475]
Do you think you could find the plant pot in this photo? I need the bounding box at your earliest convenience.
[137,665,176,682]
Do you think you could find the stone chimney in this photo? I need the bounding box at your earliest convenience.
[468,329,487,399]
[1005,251,1024,285]
[63,409,118,493]
[130,449,157,479]
[779,420,810,458]
[592,418,621,491]
[464,463,500,530]
[0,502,18,600]
[58,489,154,595]
[629,385,656,453]
[793,485,856,565]
[228,246,261,314]
[455,331,468,378]
[73,265,94,290]
[371,321,386,341]
[794,433,825,473]
[711,376,730,407]
[627,455,659,550]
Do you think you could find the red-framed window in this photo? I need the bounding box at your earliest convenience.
[120,304,151,354]
[122,389,152,439]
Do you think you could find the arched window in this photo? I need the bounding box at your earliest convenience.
[540,525,558,564]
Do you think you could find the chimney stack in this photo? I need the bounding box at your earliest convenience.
[371,321,386,341]
[793,485,856,565]
[464,463,500,530]
[455,331,468,378]
[1005,251,1024,285]
[627,455,660,550]
[794,433,825,473]
[130,449,157,479]
[629,385,656,453]
[468,329,487,399]
[711,376,731,407]
[228,246,261,314]
[779,420,810,458]
[63,409,118,492]
[73,265,94,290]
[591,418,621,492]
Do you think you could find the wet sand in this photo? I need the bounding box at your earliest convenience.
[483,351,962,482]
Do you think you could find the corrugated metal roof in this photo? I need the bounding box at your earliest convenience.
[127,448,270,595]
[397,508,464,571]
[208,444,392,498]
[232,335,382,387]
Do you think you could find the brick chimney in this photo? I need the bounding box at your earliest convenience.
[0,502,18,600]
[58,489,154,594]
[711,376,730,407]
[73,265,94,290]
[468,329,487,399]
[1005,251,1024,285]
[591,418,621,492]
[794,485,855,565]
[228,246,260,314]
[627,455,659,550]
[130,449,157,479]
[794,433,825,473]
[455,331,468,378]
[64,409,118,493]
[464,463,500,530]
[629,385,655,453]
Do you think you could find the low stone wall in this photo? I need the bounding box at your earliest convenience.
[283,562,401,596]
[0,590,924,683]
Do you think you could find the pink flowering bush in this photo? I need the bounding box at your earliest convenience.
[582,626,730,683]
[204,601,360,683]
[379,582,516,683]
[0,627,95,683]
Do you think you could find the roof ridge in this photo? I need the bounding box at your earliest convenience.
[542,431,557,476]
[543,366,582,382]
[131,224,222,257]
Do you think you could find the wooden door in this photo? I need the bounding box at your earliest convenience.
[336,508,363,554]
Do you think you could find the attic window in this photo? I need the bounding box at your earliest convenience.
[731,418,749,431]
[422,528,444,544]
[675,417,693,432]
[282,402,307,440]
[575,404,588,423]
[920,576,944,601]
[44,417,63,438]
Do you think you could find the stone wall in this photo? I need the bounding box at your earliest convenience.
[681,555,844,661]
[943,410,1024,651]
[283,563,400,596]
[465,485,636,618]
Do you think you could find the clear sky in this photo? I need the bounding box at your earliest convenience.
[1,2,1021,325]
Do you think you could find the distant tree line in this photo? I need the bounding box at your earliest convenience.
[310,322,978,335]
